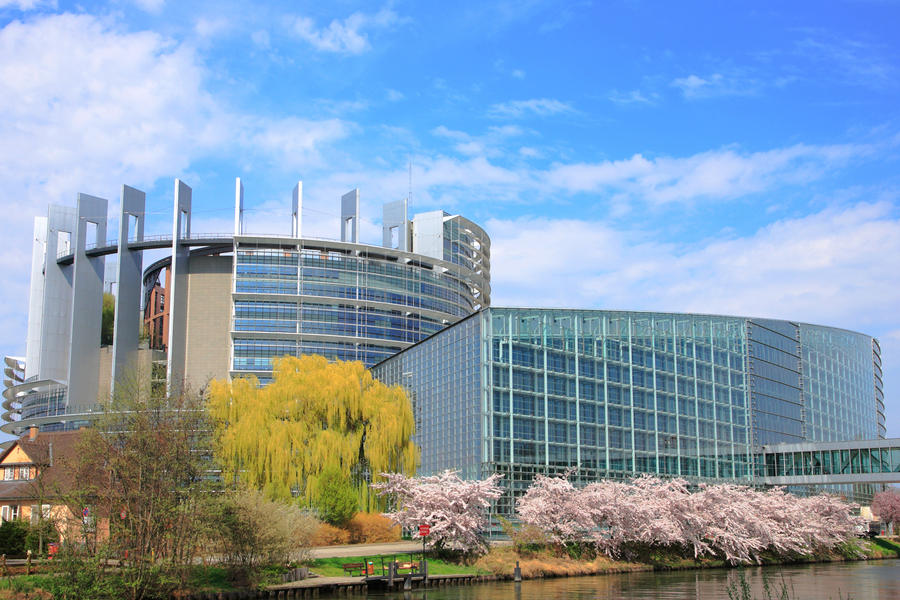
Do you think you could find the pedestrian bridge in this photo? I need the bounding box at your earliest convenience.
[755,438,900,486]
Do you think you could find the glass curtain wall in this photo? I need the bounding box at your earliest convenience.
[484,309,752,515]
[231,240,479,377]
[800,324,880,442]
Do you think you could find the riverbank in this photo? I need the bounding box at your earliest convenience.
[472,536,900,580]
[256,537,900,598]
[1,538,896,599]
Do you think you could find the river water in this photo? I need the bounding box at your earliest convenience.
[360,560,900,600]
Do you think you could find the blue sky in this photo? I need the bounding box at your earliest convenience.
[0,1,898,436]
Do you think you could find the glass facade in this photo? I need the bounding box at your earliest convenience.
[373,308,884,516]
[230,237,489,376]
[747,319,803,445]
[800,325,880,442]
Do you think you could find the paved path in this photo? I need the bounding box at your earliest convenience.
[310,540,423,558]
[269,575,367,589]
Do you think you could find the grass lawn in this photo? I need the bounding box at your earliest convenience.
[308,554,490,577]
[860,536,900,558]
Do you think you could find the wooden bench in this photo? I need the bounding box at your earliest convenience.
[395,561,419,573]
[342,562,368,576]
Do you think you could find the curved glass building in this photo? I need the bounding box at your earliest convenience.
[372,308,887,509]
[3,180,490,433]
[229,226,489,382]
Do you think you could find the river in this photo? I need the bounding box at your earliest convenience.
[357,559,900,599]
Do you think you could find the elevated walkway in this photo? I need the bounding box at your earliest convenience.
[55,233,235,264]
[755,438,900,485]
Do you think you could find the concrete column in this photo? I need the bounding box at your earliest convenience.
[38,205,76,383]
[166,180,191,394]
[67,193,108,409]
[292,181,302,238]
[234,177,244,235]
[111,186,145,391]
[341,189,359,243]
[382,198,408,251]
[24,217,48,381]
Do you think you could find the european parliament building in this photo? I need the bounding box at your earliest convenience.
[3,178,893,506]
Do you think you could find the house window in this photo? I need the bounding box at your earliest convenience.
[18,467,29,481]
[10,506,18,520]
[30,505,51,523]
[1,506,8,521]
[3,468,12,481]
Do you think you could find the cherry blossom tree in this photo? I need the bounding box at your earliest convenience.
[515,472,595,544]
[515,473,861,564]
[372,470,503,554]
[872,489,900,533]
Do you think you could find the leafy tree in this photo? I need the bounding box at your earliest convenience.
[314,465,358,526]
[101,292,115,346]
[372,470,503,555]
[872,489,900,532]
[62,371,214,600]
[25,519,59,555]
[208,355,418,509]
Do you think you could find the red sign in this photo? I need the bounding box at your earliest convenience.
[418,524,430,536]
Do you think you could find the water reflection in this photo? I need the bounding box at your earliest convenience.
[372,560,900,600]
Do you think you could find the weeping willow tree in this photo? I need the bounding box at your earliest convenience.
[207,355,418,511]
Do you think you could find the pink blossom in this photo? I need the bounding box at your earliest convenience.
[516,473,861,564]
[871,489,900,529]
[372,470,503,554]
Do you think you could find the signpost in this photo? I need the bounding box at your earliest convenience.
[418,524,430,582]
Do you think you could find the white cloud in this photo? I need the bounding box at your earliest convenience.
[432,125,525,158]
[0,13,352,358]
[243,116,350,170]
[386,88,404,101]
[544,143,867,204]
[194,16,231,39]
[489,202,900,330]
[608,89,656,105]
[796,36,896,89]
[251,29,270,49]
[488,98,575,118]
[132,0,164,14]
[0,0,49,9]
[0,14,215,201]
[291,7,401,54]
[671,72,759,99]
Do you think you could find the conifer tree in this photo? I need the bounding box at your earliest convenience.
[207,355,418,510]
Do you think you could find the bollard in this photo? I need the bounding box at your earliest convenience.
[514,560,522,582]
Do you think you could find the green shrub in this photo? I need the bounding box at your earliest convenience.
[314,465,358,527]
[211,489,318,585]
[0,520,29,556]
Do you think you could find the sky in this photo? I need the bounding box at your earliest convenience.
[0,1,898,437]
